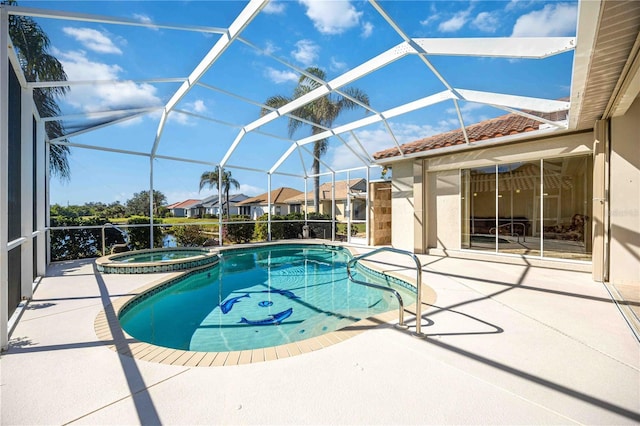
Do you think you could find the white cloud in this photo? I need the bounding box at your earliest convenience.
[511,3,577,37]
[265,67,298,84]
[132,13,159,31]
[445,102,485,115]
[190,100,207,114]
[299,0,362,35]
[262,41,278,56]
[62,27,122,54]
[445,102,488,124]
[329,57,347,73]
[420,3,440,27]
[132,13,152,25]
[472,12,499,33]
[165,190,201,205]
[361,21,374,38]
[56,49,161,112]
[420,14,440,27]
[263,1,286,14]
[328,122,454,170]
[505,0,535,12]
[239,184,264,196]
[438,9,471,32]
[291,39,319,66]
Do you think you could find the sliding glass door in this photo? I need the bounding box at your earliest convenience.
[461,154,592,261]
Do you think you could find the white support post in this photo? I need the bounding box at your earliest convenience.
[540,159,545,257]
[149,157,154,249]
[45,139,51,266]
[346,171,351,244]
[20,86,33,299]
[218,166,223,246]
[331,173,336,242]
[304,178,308,223]
[1,6,10,351]
[365,167,370,245]
[35,120,46,276]
[267,173,272,241]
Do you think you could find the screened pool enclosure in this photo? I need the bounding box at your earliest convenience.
[1,0,578,349]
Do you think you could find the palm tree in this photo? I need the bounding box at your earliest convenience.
[7,0,71,179]
[261,67,369,213]
[199,166,240,219]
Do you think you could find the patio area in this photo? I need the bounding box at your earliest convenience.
[2,248,638,425]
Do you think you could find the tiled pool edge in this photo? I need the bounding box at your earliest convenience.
[96,247,218,274]
[94,242,435,367]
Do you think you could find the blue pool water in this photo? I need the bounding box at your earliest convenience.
[119,244,416,352]
[113,249,208,263]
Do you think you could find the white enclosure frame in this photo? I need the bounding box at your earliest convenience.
[0,0,579,350]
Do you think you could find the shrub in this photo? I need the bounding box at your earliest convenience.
[50,216,116,260]
[126,216,164,250]
[172,224,208,247]
[254,214,284,240]
[282,212,305,239]
[225,216,253,243]
[306,212,336,239]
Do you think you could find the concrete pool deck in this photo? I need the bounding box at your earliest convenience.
[1,247,639,425]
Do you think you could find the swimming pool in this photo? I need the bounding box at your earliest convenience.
[118,244,416,352]
[96,247,217,273]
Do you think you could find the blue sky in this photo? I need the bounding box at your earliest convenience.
[18,0,578,206]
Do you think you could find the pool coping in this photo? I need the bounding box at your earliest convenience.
[95,246,218,274]
[94,241,435,367]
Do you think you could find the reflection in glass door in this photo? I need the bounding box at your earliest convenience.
[461,154,592,260]
[497,162,540,255]
[461,166,496,252]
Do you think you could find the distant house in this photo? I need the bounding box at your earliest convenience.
[168,194,249,218]
[166,199,201,218]
[198,193,250,217]
[236,187,304,219]
[284,178,367,221]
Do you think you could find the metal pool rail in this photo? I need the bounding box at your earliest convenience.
[346,247,424,336]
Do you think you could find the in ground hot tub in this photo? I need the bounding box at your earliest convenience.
[96,247,218,274]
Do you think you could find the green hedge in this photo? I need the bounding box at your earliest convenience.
[172,224,208,247]
[225,216,253,243]
[253,212,335,241]
[126,216,164,250]
[50,216,118,261]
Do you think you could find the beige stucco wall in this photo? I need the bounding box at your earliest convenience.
[429,170,460,251]
[388,131,594,257]
[609,96,640,285]
[390,160,415,250]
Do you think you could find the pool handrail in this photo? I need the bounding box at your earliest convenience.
[346,247,423,336]
[101,223,129,255]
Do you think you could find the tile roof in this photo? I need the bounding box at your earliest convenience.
[166,199,201,209]
[284,179,366,203]
[373,109,568,160]
[237,187,304,205]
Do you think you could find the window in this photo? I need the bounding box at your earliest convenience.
[461,155,592,260]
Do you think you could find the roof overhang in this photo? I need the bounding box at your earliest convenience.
[569,0,640,129]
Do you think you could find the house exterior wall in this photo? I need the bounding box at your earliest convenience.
[390,160,415,250]
[430,169,460,251]
[390,131,594,259]
[170,208,186,217]
[248,203,291,219]
[609,96,640,285]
